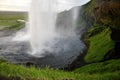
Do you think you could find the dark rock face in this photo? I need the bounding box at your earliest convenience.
[111,28,120,42]
[65,48,87,70]
[92,0,120,28]
[110,28,120,59]
[56,7,81,36]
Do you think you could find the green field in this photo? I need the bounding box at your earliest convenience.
[0,11,27,30]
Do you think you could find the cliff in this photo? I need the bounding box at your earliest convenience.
[67,0,120,70]
[84,0,120,62]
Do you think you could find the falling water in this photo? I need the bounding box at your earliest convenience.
[29,0,57,55]
[28,0,86,59]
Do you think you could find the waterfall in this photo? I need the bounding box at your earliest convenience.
[6,0,87,68]
[11,0,86,67]
[12,0,85,56]
[29,0,57,55]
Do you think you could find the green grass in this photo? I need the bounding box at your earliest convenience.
[8,22,25,30]
[0,63,75,80]
[74,59,120,74]
[0,20,16,26]
[85,28,115,63]
[0,61,120,80]
[0,14,26,30]
[0,20,25,30]
[0,14,26,20]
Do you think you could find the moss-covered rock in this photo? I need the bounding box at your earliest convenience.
[89,0,120,29]
[81,0,120,63]
[85,28,115,63]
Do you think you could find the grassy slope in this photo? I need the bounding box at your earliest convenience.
[0,62,78,80]
[85,28,115,63]
[74,59,120,74]
[0,60,120,80]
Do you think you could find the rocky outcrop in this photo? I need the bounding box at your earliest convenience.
[68,0,120,69]
[91,0,120,28]
[84,0,120,62]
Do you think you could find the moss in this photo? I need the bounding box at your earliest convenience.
[85,28,115,63]
[74,59,120,74]
[81,0,96,15]
[85,0,96,14]
[88,24,107,37]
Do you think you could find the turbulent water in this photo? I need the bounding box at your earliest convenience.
[0,0,86,68]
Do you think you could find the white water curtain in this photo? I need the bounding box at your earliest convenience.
[29,0,57,54]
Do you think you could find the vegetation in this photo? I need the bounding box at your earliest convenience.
[85,28,115,63]
[0,20,17,27]
[88,24,107,37]
[74,59,120,74]
[0,62,76,80]
[0,14,26,20]
[0,60,120,80]
[84,0,96,14]
[0,58,6,63]
[0,13,26,30]
[8,22,25,30]
[0,20,25,30]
